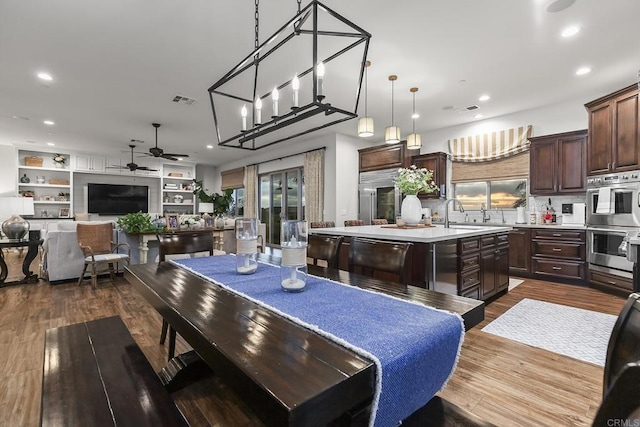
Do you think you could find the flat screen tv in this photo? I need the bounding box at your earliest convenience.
[88,183,149,215]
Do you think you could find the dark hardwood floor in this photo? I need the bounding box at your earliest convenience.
[0,275,626,426]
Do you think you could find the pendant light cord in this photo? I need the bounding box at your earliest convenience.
[364,63,368,117]
[391,78,395,125]
[254,0,260,52]
[412,91,416,133]
[297,0,301,14]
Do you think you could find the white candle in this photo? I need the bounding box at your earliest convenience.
[317,62,325,97]
[255,96,262,124]
[241,104,247,131]
[272,86,279,117]
[292,74,300,108]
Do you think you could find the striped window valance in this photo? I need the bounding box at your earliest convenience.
[448,125,532,162]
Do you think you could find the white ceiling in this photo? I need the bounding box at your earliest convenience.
[1,0,639,166]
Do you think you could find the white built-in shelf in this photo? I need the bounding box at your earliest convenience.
[32,201,71,205]
[163,175,192,180]
[19,165,71,172]
[163,189,193,193]
[19,183,71,189]
[164,202,194,206]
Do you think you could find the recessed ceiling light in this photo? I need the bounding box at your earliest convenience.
[37,72,53,81]
[411,113,420,119]
[473,114,484,119]
[561,26,580,38]
[47,142,55,146]
[177,157,184,161]
[43,120,55,125]
[478,95,490,102]
[206,145,213,149]
[576,67,591,76]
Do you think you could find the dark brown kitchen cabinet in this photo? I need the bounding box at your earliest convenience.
[509,227,531,275]
[478,233,509,300]
[531,229,586,282]
[359,143,409,172]
[529,129,587,195]
[412,152,447,199]
[585,84,640,175]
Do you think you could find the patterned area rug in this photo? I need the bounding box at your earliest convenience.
[482,298,618,366]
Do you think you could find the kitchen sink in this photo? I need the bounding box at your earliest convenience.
[447,222,511,229]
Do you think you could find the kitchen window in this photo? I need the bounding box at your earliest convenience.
[454,179,527,210]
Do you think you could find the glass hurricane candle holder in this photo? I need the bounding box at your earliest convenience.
[236,218,258,274]
[280,220,308,292]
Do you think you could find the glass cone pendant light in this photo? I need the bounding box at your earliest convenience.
[357,60,374,137]
[384,75,401,144]
[406,87,422,150]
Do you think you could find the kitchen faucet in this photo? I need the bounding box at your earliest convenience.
[480,203,491,223]
[444,198,465,228]
[497,208,505,224]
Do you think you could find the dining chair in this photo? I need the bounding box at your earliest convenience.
[76,222,130,290]
[592,292,640,424]
[307,234,343,269]
[344,219,364,227]
[371,219,388,225]
[348,237,412,285]
[602,292,640,395]
[310,221,336,228]
[157,230,215,360]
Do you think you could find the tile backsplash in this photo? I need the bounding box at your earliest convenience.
[421,194,586,225]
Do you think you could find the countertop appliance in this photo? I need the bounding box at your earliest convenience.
[562,203,585,225]
[359,169,401,225]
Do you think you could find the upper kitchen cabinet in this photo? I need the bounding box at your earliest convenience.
[585,84,640,175]
[412,152,447,199]
[529,129,587,195]
[358,143,409,172]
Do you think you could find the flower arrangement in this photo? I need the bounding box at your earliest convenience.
[180,215,198,226]
[394,165,439,195]
[52,154,66,165]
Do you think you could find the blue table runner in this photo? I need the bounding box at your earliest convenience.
[171,255,464,427]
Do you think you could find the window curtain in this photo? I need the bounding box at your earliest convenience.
[221,167,244,190]
[450,125,532,183]
[303,149,324,223]
[244,164,258,218]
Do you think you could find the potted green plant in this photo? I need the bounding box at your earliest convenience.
[192,179,234,228]
[116,211,156,233]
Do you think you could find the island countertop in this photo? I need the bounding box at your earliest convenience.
[309,224,512,243]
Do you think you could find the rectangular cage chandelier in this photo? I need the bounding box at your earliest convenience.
[208,0,371,150]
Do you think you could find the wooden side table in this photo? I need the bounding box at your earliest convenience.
[0,239,44,286]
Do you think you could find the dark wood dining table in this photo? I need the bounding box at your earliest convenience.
[124,257,484,426]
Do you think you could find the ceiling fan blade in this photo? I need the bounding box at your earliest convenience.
[162,155,179,161]
[163,153,189,157]
[136,166,158,171]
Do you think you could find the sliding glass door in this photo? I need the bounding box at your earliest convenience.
[260,168,304,246]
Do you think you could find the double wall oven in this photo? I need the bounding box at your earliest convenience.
[586,170,640,278]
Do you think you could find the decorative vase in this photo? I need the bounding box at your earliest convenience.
[401,194,423,225]
[2,214,29,241]
[20,174,30,183]
[55,162,64,168]
[214,214,225,229]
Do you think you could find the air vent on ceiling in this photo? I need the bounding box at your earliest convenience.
[130,139,144,144]
[454,105,480,114]
[172,95,198,105]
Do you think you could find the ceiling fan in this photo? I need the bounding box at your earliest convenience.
[107,145,159,172]
[142,123,189,161]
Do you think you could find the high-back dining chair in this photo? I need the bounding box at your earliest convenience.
[592,292,640,424]
[371,219,389,225]
[348,237,412,285]
[344,220,364,227]
[307,234,343,269]
[76,222,130,289]
[157,230,215,360]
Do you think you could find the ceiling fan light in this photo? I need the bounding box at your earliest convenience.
[407,133,421,150]
[358,117,374,137]
[384,126,401,144]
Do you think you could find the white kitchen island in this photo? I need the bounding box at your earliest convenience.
[310,224,512,299]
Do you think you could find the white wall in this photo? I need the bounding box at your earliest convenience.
[0,145,17,196]
[332,133,372,223]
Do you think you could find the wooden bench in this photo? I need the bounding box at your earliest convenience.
[40,315,187,426]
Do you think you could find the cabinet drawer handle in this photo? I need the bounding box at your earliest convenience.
[552,266,562,270]
[607,280,617,285]
[552,248,562,252]
[552,233,562,237]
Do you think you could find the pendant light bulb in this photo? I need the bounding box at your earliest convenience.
[358,60,374,137]
[407,87,422,150]
[385,75,400,144]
